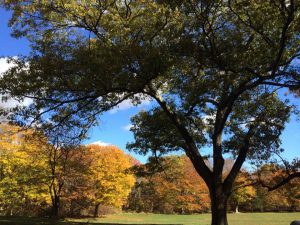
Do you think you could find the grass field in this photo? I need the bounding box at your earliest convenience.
[0,213,299,225]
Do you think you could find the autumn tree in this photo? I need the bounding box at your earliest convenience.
[229,172,256,213]
[128,155,210,214]
[44,143,91,217]
[0,124,50,215]
[254,164,300,212]
[179,156,210,213]
[85,145,135,217]
[1,1,300,225]
[148,156,189,214]
[0,124,88,217]
[0,126,135,217]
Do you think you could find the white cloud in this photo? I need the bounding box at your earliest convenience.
[122,124,133,131]
[0,97,33,109]
[108,99,136,114]
[87,140,112,146]
[0,57,33,109]
[0,58,14,74]
[108,94,152,114]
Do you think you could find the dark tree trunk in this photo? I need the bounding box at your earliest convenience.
[52,195,60,218]
[94,203,100,217]
[210,187,229,225]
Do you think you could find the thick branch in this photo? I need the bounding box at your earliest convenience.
[145,87,213,188]
[231,172,300,194]
[261,172,300,191]
[223,125,255,194]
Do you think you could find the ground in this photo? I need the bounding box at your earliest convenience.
[0,213,299,225]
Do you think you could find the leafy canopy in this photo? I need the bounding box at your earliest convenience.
[1,0,300,195]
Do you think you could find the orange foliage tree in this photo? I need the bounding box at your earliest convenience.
[254,164,300,212]
[128,155,210,214]
[178,157,210,213]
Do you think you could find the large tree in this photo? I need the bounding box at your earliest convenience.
[1,1,300,224]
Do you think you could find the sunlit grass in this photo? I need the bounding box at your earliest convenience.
[0,212,299,225]
[68,212,300,225]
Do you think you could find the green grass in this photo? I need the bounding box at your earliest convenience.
[0,213,299,225]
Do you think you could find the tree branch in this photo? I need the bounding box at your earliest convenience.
[144,85,213,188]
[260,171,300,191]
[223,125,255,194]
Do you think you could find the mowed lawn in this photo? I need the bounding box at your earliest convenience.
[68,213,300,225]
[0,213,299,225]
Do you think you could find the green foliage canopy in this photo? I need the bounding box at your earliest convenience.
[1,1,300,224]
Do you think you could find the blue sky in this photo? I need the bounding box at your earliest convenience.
[0,8,299,164]
[0,9,30,57]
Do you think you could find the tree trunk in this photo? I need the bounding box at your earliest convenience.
[235,204,239,213]
[94,203,100,217]
[210,189,229,225]
[52,195,60,218]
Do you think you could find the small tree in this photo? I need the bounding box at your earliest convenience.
[85,145,135,217]
[229,173,256,213]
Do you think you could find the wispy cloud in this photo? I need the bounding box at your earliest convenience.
[122,124,133,131]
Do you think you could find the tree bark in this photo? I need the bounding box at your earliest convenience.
[94,203,100,218]
[210,187,229,225]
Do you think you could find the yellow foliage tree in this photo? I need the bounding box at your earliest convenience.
[85,145,135,217]
[0,124,50,215]
[230,172,256,213]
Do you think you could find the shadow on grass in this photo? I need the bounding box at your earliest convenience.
[0,216,182,225]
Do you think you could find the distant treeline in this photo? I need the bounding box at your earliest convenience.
[0,124,135,218]
[126,156,300,214]
[0,124,299,218]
